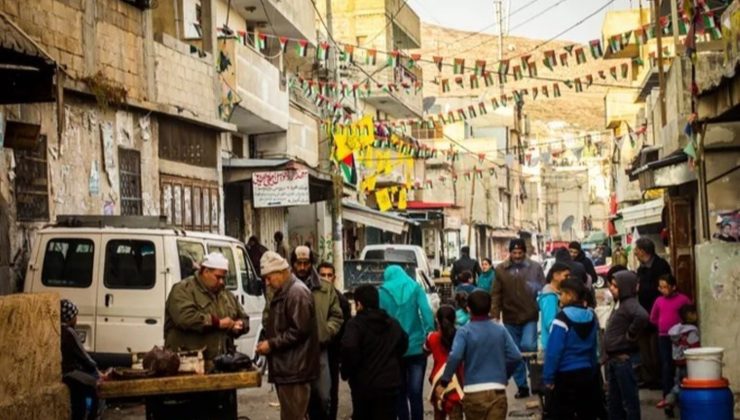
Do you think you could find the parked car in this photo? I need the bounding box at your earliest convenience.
[359,244,440,279]
[343,259,440,312]
[24,216,265,361]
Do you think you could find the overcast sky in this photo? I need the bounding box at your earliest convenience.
[409,0,640,43]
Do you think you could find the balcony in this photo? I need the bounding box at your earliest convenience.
[251,106,320,168]
[219,38,288,134]
[357,63,423,118]
[231,0,316,44]
[601,9,650,60]
[388,0,421,49]
[605,88,643,129]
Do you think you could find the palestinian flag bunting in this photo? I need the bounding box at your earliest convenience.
[296,39,309,57]
[559,53,569,67]
[512,65,523,81]
[278,36,288,53]
[441,79,450,92]
[532,87,538,100]
[553,83,561,97]
[316,42,330,61]
[474,60,487,76]
[339,153,357,185]
[527,61,538,77]
[621,62,630,79]
[575,48,587,64]
[407,53,421,69]
[433,56,443,72]
[366,49,377,65]
[341,45,354,62]
[483,72,495,86]
[543,50,557,70]
[610,66,618,80]
[498,59,510,76]
[387,50,400,67]
[454,58,465,74]
[469,75,480,89]
[589,39,603,59]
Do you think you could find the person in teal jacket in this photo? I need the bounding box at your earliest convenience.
[537,262,570,350]
[477,258,496,292]
[379,265,434,420]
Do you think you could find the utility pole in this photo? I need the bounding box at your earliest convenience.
[323,0,344,290]
[653,0,667,126]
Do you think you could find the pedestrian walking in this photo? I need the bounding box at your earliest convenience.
[291,246,344,420]
[435,290,522,420]
[568,242,598,288]
[454,292,470,327]
[543,278,606,419]
[450,246,481,286]
[634,238,673,389]
[318,262,352,420]
[341,284,408,420]
[650,274,692,408]
[604,271,649,420]
[256,251,319,420]
[455,271,477,294]
[491,239,545,398]
[274,231,290,259]
[379,265,435,420]
[537,262,570,351]
[425,305,464,420]
[246,236,268,277]
[477,258,496,293]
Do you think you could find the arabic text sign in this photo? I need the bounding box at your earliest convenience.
[253,170,310,208]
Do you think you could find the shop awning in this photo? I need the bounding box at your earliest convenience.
[630,150,696,190]
[342,199,415,235]
[620,199,664,230]
[405,201,455,210]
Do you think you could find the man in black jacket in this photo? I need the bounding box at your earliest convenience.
[450,246,481,286]
[568,241,598,285]
[555,247,595,307]
[634,237,673,389]
[341,285,409,420]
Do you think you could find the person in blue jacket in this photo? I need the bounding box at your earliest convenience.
[537,262,570,351]
[379,265,435,420]
[543,277,606,419]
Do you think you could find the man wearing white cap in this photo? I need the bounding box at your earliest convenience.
[165,252,249,360]
[256,251,319,420]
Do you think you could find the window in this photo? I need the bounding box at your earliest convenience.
[207,245,237,290]
[236,246,262,296]
[15,135,49,221]
[158,117,218,167]
[42,239,94,288]
[161,175,219,232]
[364,249,416,263]
[177,240,205,279]
[104,240,156,289]
[119,148,142,215]
[411,122,443,140]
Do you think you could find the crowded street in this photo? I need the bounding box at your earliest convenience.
[2,0,740,419]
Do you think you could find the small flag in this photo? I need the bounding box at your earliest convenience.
[438,113,447,124]
[575,48,587,64]
[498,72,508,84]
[469,74,480,89]
[532,87,539,100]
[447,111,456,123]
[542,85,549,97]
[644,24,656,40]
[564,44,575,55]
[632,57,644,66]
[498,59,510,76]
[512,65,523,81]
[574,78,583,92]
[589,39,603,59]
[467,105,477,119]
[340,44,354,62]
[559,53,569,67]
[610,66,618,80]
[366,49,377,65]
[543,50,557,70]
[563,79,573,89]
[278,36,288,53]
[621,62,629,79]
[527,61,538,77]
[454,76,464,88]
[464,172,472,181]
[660,16,671,35]
[500,95,508,107]
[474,59,487,76]
[441,79,450,92]
[678,17,689,35]
[483,71,495,87]
[609,34,623,54]
[433,56,443,72]
[623,31,633,45]
[553,83,561,97]
[635,28,647,45]
[512,90,522,104]
[387,50,400,67]
[478,102,488,115]
[585,74,593,87]
[598,70,606,79]
[316,42,330,61]
[454,58,465,74]
[256,31,267,51]
[407,53,421,69]
[491,98,499,109]
[296,39,309,57]
[457,108,467,120]
[520,55,532,69]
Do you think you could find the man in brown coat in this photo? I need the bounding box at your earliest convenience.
[256,251,319,420]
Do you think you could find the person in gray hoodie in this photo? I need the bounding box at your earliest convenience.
[604,271,649,420]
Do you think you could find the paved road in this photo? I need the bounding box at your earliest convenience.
[103,372,667,420]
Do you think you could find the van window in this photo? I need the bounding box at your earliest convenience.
[177,241,205,279]
[236,246,262,296]
[104,240,156,289]
[207,245,237,290]
[42,239,94,287]
[365,249,416,263]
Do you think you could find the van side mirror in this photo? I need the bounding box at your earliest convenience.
[433,269,440,278]
[245,274,264,297]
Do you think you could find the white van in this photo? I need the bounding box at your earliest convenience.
[24,216,265,361]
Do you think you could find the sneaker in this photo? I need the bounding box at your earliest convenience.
[656,400,669,409]
[515,388,531,399]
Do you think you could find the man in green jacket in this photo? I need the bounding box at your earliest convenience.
[290,245,344,420]
[164,252,249,361]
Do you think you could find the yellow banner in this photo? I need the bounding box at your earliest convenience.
[376,188,392,212]
[398,188,408,210]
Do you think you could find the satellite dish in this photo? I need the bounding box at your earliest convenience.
[561,215,575,233]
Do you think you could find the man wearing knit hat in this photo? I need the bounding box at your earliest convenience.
[256,251,319,420]
[491,238,545,399]
[290,245,344,420]
[165,252,249,360]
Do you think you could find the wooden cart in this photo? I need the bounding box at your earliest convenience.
[99,371,261,420]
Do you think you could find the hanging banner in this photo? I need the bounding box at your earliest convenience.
[253,170,310,208]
